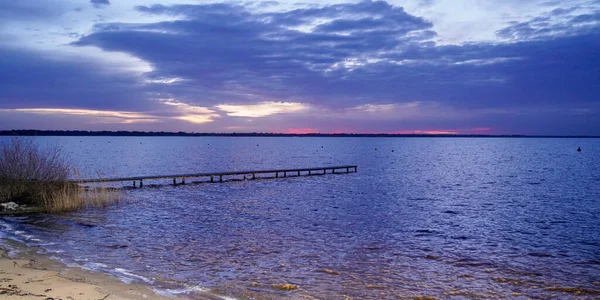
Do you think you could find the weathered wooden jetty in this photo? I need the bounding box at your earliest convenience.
[72,165,358,188]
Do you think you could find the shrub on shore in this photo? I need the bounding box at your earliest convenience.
[0,137,119,213]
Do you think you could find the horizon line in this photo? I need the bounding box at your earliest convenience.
[0,130,598,138]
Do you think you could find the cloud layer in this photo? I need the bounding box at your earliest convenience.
[0,0,598,134]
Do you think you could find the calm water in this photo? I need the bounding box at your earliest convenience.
[1,137,599,299]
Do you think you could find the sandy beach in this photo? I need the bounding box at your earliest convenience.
[0,245,181,300]
[0,241,238,300]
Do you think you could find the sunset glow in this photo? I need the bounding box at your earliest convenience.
[216,102,310,118]
[2,108,156,121]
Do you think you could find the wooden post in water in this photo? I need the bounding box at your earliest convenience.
[276,172,279,178]
[284,171,287,178]
[308,170,312,175]
[333,168,336,174]
[252,173,256,180]
[182,178,185,185]
[346,167,349,173]
[140,179,143,188]
[298,171,300,176]
[210,176,214,183]
[133,181,136,188]
[219,175,223,182]
[173,178,176,186]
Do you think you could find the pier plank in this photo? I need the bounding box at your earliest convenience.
[72,165,357,184]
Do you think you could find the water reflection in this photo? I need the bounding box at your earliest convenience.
[1,137,599,299]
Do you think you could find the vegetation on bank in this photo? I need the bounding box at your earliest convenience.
[0,137,119,213]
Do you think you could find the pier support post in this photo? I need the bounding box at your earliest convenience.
[333,169,336,174]
[355,166,357,172]
[298,171,300,176]
[276,172,278,178]
[284,172,287,178]
[210,176,214,183]
[173,178,176,186]
[140,179,143,188]
[308,170,311,175]
[219,175,223,182]
[133,181,136,187]
[346,167,349,173]
[252,173,256,180]
[182,178,185,185]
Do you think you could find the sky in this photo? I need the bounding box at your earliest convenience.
[0,0,598,135]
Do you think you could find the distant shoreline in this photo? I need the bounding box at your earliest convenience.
[1,130,599,138]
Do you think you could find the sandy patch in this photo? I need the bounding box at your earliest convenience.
[0,242,189,300]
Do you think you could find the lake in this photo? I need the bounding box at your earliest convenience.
[1,136,599,299]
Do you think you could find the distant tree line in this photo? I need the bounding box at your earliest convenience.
[0,130,596,138]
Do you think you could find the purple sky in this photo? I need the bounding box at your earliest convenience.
[0,0,599,134]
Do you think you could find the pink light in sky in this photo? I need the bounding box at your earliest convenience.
[390,127,495,135]
[286,128,318,134]
[390,130,459,135]
[283,128,494,135]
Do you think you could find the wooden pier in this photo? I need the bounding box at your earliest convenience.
[72,165,357,188]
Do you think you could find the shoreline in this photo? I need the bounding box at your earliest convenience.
[0,239,231,300]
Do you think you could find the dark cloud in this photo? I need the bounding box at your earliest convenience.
[312,17,427,34]
[570,11,600,23]
[75,1,436,106]
[0,46,149,111]
[550,7,576,16]
[496,8,600,40]
[90,0,110,9]
[74,1,599,106]
[264,0,429,27]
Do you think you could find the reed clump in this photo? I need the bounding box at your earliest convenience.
[0,137,119,213]
[41,183,120,213]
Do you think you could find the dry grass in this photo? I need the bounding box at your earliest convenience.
[42,183,120,213]
[0,137,120,213]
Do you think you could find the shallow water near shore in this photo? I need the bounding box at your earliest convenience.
[1,136,600,299]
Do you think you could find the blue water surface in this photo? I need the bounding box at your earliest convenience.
[1,137,599,299]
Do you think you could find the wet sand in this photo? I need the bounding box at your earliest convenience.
[0,246,176,300]
[0,242,229,300]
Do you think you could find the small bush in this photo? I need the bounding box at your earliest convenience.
[0,137,119,212]
[0,137,69,205]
